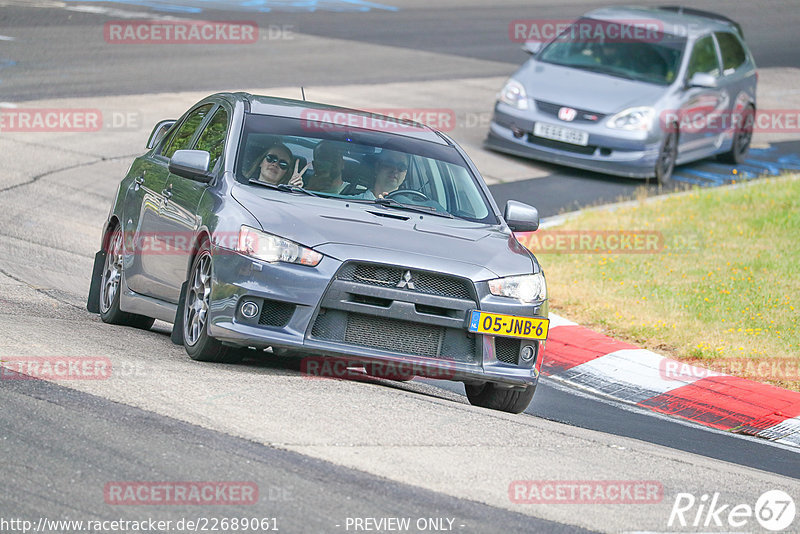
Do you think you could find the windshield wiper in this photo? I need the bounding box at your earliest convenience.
[248,180,321,197]
[372,197,453,218]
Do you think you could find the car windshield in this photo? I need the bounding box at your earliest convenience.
[236,113,496,223]
[538,17,686,85]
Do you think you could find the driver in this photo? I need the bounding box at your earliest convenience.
[348,150,409,200]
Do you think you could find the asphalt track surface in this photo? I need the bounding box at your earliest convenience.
[1,2,799,533]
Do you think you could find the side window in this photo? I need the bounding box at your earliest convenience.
[715,32,747,74]
[194,107,228,171]
[686,35,720,79]
[162,103,213,159]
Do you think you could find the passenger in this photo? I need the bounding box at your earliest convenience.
[305,140,349,194]
[247,143,307,186]
[348,150,409,200]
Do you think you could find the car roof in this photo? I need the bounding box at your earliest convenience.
[221,92,450,146]
[582,5,743,39]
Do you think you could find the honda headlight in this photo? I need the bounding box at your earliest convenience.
[488,273,546,303]
[498,79,529,110]
[236,226,322,266]
[606,106,654,130]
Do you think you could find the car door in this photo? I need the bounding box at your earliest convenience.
[677,34,727,159]
[714,31,756,135]
[153,104,230,303]
[125,103,214,299]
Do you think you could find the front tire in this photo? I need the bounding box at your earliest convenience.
[465,382,535,414]
[182,240,243,364]
[98,225,155,330]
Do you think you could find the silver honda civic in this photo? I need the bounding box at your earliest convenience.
[486,6,757,184]
[88,92,548,413]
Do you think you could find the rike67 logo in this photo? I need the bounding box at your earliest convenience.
[668,490,796,532]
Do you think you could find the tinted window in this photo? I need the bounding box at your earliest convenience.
[195,107,228,171]
[162,103,213,159]
[538,18,686,85]
[687,35,720,79]
[236,114,496,223]
[715,32,747,73]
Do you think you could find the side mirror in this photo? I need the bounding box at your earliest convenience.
[522,41,543,55]
[687,72,717,89]
[169,150,212,183]
[504,200,539,232]
[146,119,176,149]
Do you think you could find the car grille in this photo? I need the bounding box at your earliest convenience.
[258,300,295,327]
[495,337,521,365]
[310,261,480,363]
[337,262,473,300]
[535,100,607,123]
[311,310,477,362]
[527,133,598,156]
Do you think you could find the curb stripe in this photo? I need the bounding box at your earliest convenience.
[638,375,800,431]
[559,349,705,404]
[544,316,800,447]
[542,325,637,374]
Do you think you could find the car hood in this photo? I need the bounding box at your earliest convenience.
[231,184,536,281]
[517,60,668,114]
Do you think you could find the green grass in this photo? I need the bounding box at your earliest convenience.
[529,175,800,390]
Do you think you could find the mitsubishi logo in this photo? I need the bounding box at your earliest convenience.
[396,270,415,290]
[558,107,577,122]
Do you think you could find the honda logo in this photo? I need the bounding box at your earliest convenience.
[558,107,577,122]
[396,270,415,290]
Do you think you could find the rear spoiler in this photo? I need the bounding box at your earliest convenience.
[658,6,744,38]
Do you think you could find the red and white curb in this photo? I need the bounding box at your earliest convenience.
[543,314,800,448]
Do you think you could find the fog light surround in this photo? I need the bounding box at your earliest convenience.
[520,344,536,363]
[241,300,259,319]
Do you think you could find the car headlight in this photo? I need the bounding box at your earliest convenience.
[606,106,654,130]
[488,273,546,303]
[498,79,529,110]
[236,226,322,266]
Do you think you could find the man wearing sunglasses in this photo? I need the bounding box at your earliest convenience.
[348,150,409,200]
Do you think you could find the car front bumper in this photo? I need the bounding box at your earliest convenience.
[487,103,664,179]
[206,247,547,388]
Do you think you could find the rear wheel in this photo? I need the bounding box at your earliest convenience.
[718,105,754,164]
[182,240,243,364]
[98,225,155,330]
[655,130,678,185]
[465,382,535,414]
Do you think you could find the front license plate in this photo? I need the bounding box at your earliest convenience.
[467,311,549,340]
[533,122,589,146]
